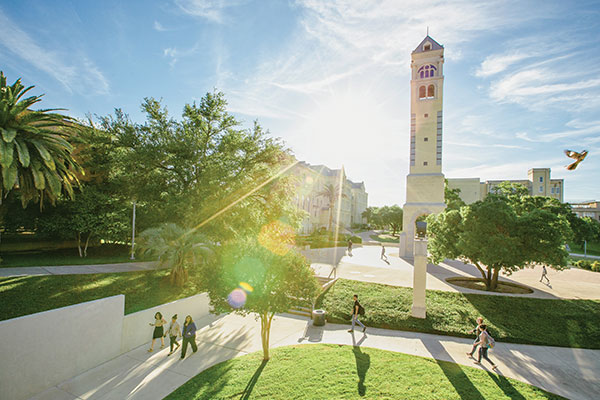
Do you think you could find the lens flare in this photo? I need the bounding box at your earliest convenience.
[258,220,295,256]
[227,288,247,309]
[239,282,254,292]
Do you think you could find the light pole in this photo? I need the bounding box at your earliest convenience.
[130,200,136,260]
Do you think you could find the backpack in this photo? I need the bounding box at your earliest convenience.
[358,304,365,316]
[486,332,496,349]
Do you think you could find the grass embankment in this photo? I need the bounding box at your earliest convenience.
[369,234,399,243]
[0,269,201,321]
[166,344,564,400]
[318,279,600,349]
[0,244,138,268]
[569,241,600,257]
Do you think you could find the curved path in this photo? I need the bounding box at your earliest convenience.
[31,312,600,400]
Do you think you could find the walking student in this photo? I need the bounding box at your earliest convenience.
[348,294,366,333]
[148,312,167,352]
[167,314,181,356]
[348,239,353,256]
[381,244,388,261]
[466,317,484,357]
[181,315,198,359]
[473,324,497,370]
[540,265,550,284]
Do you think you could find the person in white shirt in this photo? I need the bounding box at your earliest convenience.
[167,314,182,356]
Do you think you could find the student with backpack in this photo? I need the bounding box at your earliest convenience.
[473,324,497,370]
[466,317,484,358]
[348,294,366,333]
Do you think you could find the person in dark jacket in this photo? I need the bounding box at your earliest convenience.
[181,315,198,359]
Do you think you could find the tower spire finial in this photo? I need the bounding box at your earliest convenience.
[427,26,429,36]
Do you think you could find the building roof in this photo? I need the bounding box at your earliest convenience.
[412,35,443,54]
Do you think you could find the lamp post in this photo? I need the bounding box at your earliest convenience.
[130,200,136,260]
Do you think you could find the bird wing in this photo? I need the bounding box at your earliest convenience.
[564,150,578,159]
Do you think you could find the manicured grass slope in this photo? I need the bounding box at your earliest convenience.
[318,279,600,349]
[0,269,201,321]
[166,344,564,400]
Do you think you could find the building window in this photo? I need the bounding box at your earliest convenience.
[539,186,543,193]
[424,43,431,51]
[423,161,428,166]
[539,177,543,183]
[551,187,555,194]
[424,137,428,142]
[419,86,426,99]
[418,64,437,79]
[428,84,435,98]
[424,113,428,118]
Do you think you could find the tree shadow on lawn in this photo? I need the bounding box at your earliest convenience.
[239,360,268,399]
[351,333,370,396]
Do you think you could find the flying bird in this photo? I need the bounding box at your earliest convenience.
[564,149,588,170]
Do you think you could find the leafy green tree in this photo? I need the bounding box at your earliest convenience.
[361,207,377,227]
[137,223,214,286]
[205,237,320,360]
[0,71,82,208]
[99,91,301,239]
[444,179,466,211]
[317,183,347,231]
[380,205,403,235]
[428,195,571,291]
[37,184,130,257]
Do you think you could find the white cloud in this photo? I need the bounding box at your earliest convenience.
[154,21,168,31]
[163,43,199,67]
[476,52,530,77]
[0,9,109,95]
[175,0,249,23]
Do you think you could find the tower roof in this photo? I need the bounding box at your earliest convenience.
[412,35,443,54]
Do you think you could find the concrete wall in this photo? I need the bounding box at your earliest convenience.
[121,293,211,353]
[0,295,125,400]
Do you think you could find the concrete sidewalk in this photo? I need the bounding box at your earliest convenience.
[30,313,600,400]
[0,261,162,277]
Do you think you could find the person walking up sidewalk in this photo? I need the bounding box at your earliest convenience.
[348,240,353,257]
[348,294,366,333]
[181,315,198,359]
[466,317,483,358]
[540,265,550,284]
[381,244,388,262]
[167,314,181,356]
[148,312,167,352]
[473,324,497,370]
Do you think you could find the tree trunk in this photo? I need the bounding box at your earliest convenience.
[328,208,333,232]
[260,312,274,360]
[490,268,500,291]
[77,232,83,258]
[83,233,91,258]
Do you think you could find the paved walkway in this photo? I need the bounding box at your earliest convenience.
[306,246,600,300]
[0,261,162,277]
[30,312,600,400]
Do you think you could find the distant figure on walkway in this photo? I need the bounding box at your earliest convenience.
[540,265,550,284]
[167,314,181,356]
[148,312,167,352]
[348,294,366,333]
[381,244,388,262]
[466,317,484,357]
[473,324,497,370]
[181,315,198,359]
[348,240,353,257]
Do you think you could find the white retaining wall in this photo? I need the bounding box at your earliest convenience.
[0,295,125,400]
[120,293,211,353]
[0,293,212,400]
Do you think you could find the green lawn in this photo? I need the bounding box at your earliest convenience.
[369,234,399,243]
[0,244,142,268]
[0,268,201,321]
[569,241,600,256]
[318,279,600,349]
[166,344,564,400]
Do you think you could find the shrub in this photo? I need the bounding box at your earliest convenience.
[592,261,600,272]
[576,260,593,270]
[349,235,362,244]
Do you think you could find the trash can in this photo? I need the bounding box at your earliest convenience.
[312,309,326,326]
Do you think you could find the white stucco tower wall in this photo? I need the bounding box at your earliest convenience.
[399,36,446,257]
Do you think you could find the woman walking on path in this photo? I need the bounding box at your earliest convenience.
[473,324,498,370]
[466,317,484,357]
[181,315,198,359]
[148,312,167,352]
[167,314,182,356]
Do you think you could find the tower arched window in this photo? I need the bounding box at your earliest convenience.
[417,64,437,79]
[419,86,426,99]
[427,84,435,98]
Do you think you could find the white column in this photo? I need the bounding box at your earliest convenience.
[411,238,428,318]
[398,232,407,257]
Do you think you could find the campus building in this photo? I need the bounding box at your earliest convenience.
[289,161,368,234]
[571,201,600,221]
[447,168,564,204]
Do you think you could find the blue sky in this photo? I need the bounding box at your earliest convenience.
[1,0,599,206]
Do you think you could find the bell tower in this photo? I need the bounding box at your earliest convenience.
[399,35,446,257]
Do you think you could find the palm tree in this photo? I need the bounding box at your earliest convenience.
[0,71,82,209]
[137,223,214,286]
[317,183,347,231]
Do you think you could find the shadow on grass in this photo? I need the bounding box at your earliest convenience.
[351,332,369,396]
[240,360,268,399]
